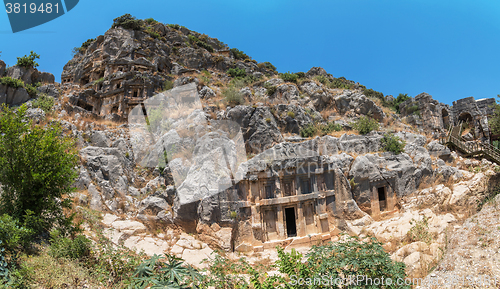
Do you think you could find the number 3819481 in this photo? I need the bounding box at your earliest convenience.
[5,3,60,14]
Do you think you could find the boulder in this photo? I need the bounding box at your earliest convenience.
[0,60,5,76]
[139,196,170,215]
[225,105,284,154]
[199,85,216,99]
[91,131,111,147]
[306,67,328,78]
[334,90,385,121]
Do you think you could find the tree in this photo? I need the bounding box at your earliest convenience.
[16,51,40,69]
[0,104,78,234]
[490,95,500,135]
[352,116,380,135]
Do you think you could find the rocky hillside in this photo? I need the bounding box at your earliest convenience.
[1,14,500,287]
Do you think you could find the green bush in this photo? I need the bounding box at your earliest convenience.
[111,14,143,30]
[226,68,247,78]
[381,133,406,154]
[393,93,410,114]
[406,216,432,244]
[352,116,379,135]
[406,104,420,115]
[188,35,214,52]
[287,111,295,119]
[304,235,410,289]
[0,214,33,253]
[294,71,306,79]
[167,23,181,30]
[48,230,91,261]
[314,75,329,85]
[230,48,249,60]
[0,105,79,235]
[16,51,40,69]
[258,61,276,72]
[163,79,173,91]
[280,72,299,83]
[32,94,54,113]
[264,82,277,96]
[223,87,244,106]
[328,76,355,89]
[144,18,159,25]
[300,124,317,138]
[0,77,24,89]
[363,88,384,100]
[72,38,95,55]
[320,122,342,135]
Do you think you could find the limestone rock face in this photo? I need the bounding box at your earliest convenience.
[224,105,284,154]
[273,104,313,134]
[334,90,385,121]
[0,63,55,106]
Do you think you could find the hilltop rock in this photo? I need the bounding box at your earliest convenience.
[0,60,5,76]
[225,105,284,154]
[334,90,385,121]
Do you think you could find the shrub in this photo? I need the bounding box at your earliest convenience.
[300,124,317,138]
[223,87,244,106]
[320,122,342,135]
[112,14,142,30]
[314,75,329,85]
[230,48,249,60]
[264,82,277,96]
[393,93,410,113]
[352,116,379,135]
[226,68,247,78]
[163,79,173,91]
[167,23,180,30]
[145,18,158,25]
[279,72,298,83]
[329,77,355,89]
[258,61,277,72]
[48,230,91,261]
[16,51,40,69]
[406,104,420,115]
[363,88,384,100]
[0,214,33,253]
[0,76,24,89]
[406,216,432,244]
[72,38,95,55]
[305,235,409,289]
[381,133,406,154]
[0,105,79,235]
[188,35,214,52]
[31,94,54,113]
[295,71,306,79]
[287,111,295,119]
[265,118,271,123]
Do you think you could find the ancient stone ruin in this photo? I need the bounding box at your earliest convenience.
[399,92,495,141]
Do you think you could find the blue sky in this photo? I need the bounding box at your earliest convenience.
[1,0,500,105]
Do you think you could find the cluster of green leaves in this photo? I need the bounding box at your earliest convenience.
[16,51,40,69]
[145,18,159,25]
[48,230,91,261]
[392,93,410,114]
[300,124,317,138]
[145,25,161,39]
[406,216,432,244]
[0,214,34,254]
[112,14,143,30]
[257,61,277,72]
[381,133,406,154]
[320,122,342,135]
[406,104,420,116]
[72,38,95,55]
[200,235,409,289]
[287,111,295,118]
[351,116,380,135]
[0,76,24,89]
[0,75,39,97]
[230,48,250,60]
[163,79,174,91]
[0,105,79,235]
[223,86,244,107]
[313,75,356,90]
[363,88,384,100]
[264,82,277,96]
[226,67,247,78]
[279,72,302,83]
[130,254,203,288]
[188,35,214,52]
[32,93,54,113]
[167,23,185,30]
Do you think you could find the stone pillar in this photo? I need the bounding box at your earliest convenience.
[277,205,284,239]
[297,202,306,237]
[371,186,380,218]
[296,175,301,195]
